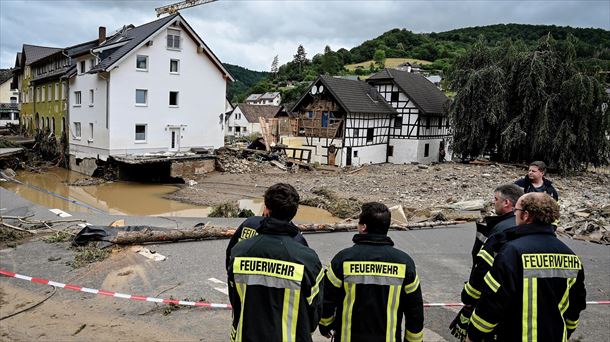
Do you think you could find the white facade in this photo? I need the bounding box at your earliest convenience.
[0,77,19,127]
[225,106,259,137]
[69,19,228,160]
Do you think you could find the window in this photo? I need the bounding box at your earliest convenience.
[52,118,55,133]
[89,123,94,140]
[80,60,86,74]
[167,29,181,49]
[307,111,313,119]
[438,117,443,129]
[136,55,148,70]
[388,145,394,157]
[243,127,248,133]
[394,116,403,129]
[55,83,59,100]
[424,143,430,157]
[135,124,146,141]
[74,91,82,106]
[42,86,46,101]
[74,122,81,138]
[89,89,94,106]
[170,59,180,73]
[47,85,51,101]
[169,91,179,106]
[366,128,374,142]
[426,116,431,129]
[89,58,95,70]
[135,89,147,105]
[228,126,232,132]
[353,128,359,137]
[10,97,17,104]
[62,82,67,99]
[354,150,359,158]
[0,113,10,120]
[37,87,41,102]
[390,91,399,102]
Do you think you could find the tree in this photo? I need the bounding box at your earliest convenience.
[448,35,610,173]
[270,55,279,75]
[293,45,308,73]
[373,49,386,68]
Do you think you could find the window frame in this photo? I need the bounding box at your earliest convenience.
[170,59,180,74]
[74,122,82,139]
[79,60,86,74]
[169,91,179,107]
[135,124,147,142]
[135,89,148,106]
[366,128,374,142]
[167,29,181,50]
[74,91,82,106]
[136,55,148,71]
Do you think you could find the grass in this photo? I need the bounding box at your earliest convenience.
[44,230,73,243]
[68,245,111,268]
[344,57,433,71]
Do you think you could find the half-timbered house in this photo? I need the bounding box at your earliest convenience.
[367,69,451,164]
[289,75,396,167]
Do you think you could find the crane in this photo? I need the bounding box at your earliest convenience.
[155,0,218,17]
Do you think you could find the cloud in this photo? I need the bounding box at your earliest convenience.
[1,0,608,71]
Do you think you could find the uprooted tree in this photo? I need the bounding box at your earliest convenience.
[448,34,610,174]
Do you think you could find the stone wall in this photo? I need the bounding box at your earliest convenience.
[170,158,215,179]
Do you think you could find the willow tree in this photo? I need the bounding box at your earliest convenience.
[448,34,610,173]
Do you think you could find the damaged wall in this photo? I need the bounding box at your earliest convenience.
[69,155,99,176]
[170,158,215,179]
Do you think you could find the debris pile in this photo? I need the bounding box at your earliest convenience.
[557,205,610,244]
[300,188,362,219]
[215,147,267,174]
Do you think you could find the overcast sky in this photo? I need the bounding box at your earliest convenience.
[1,0,608,71]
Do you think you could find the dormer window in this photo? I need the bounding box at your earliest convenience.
[79,60,86,74]
[167,29,181,49]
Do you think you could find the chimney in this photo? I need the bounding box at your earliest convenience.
[98,26,106,44]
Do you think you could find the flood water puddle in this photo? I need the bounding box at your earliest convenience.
[1,168,340,223]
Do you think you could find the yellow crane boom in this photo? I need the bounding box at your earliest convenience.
[155,0,218,17]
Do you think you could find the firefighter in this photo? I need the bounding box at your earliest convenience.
[465,193,586,341]
[319,202,424,342]
[227,183,324,342]
[450,184,523,340]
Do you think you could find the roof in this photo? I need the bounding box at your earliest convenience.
[294,75,395,115]
[22,44,62,66]
[89,14,233,81]
[245,94,261,101]
[236,103,282,123]
[259,92,280,100]
[0,69,13,84]
[90,15,178,72]
[368,69,449,115]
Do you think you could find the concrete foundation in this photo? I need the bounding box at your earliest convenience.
[69,155,99,176]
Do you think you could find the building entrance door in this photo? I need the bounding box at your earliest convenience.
[169,128,180,151]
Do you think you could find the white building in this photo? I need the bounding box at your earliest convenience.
[226,103,281,137]
[68,14,233,172]
[245,92,281,106]
[0,69,19,127]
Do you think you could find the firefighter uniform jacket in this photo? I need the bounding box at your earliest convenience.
[467,224,586,342]
[463,217,516,306]
[228,217,324,342]
[320,234,424,342]
[225,216,309,270]
[471,212,516,265]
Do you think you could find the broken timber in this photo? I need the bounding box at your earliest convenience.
[105,221,466,245]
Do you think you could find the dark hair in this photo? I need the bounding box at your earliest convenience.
[494,184,524,207]
[264,183,300,221]
[359,202,391,235]
[520,193,560,225]
[530,161,547,174]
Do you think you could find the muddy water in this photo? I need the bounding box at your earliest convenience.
[1,168,339,223]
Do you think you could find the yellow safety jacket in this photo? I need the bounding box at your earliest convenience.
[228,218,323,342]
[320,234,424,342]
[467,223,586,342]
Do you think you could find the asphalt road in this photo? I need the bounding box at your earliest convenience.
[1,188,609,341]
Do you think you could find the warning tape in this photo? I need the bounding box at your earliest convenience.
[0,269,231,309]
[2,269,609,308]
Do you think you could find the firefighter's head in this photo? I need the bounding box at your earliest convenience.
[493,184,523,215]
[514,193,559,225]
[263,183,300,221]
[358,202,391,235]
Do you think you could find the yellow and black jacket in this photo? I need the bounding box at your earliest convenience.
[467,223,586,342]
[320,234,424,342]
[226,216,309,270]
[228,217,324,342]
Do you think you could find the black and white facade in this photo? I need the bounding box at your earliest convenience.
[288,70,451,167]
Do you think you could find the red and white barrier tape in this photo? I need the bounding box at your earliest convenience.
[0,269,231,309]
[2,269,609,308]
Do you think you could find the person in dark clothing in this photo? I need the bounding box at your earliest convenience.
[450,184,523,340]
[514,161,559,200]
[225,184,308,270]
[319,202,424,342]
[227,183,324,342]
[465,193,586,342]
